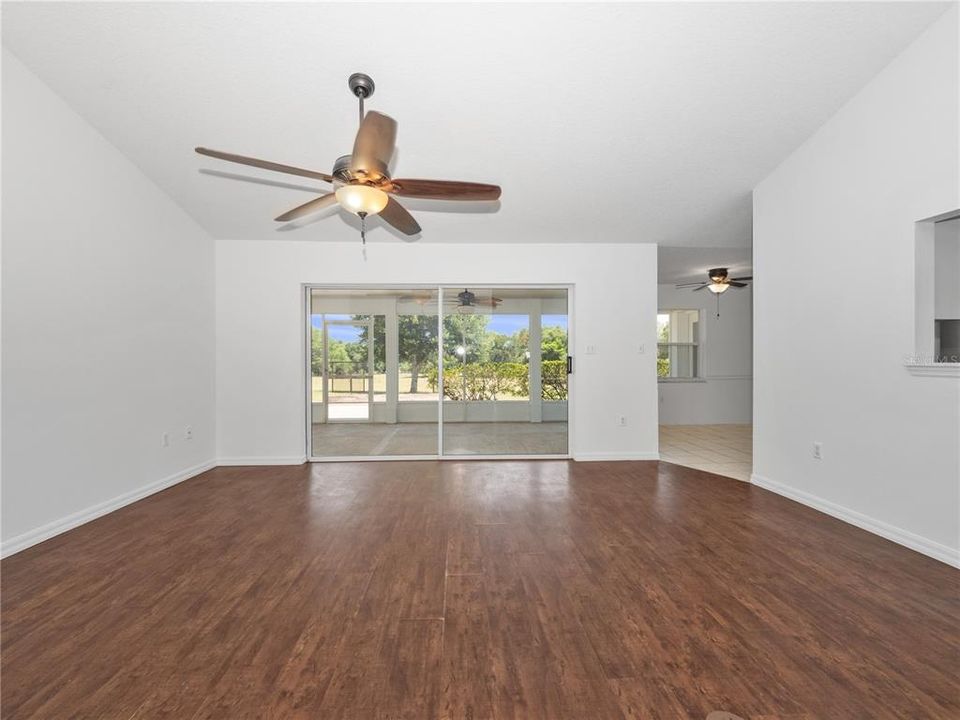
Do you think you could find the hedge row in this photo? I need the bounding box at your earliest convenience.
[427,360,568,401]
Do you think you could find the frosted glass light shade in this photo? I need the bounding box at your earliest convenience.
[708,282,730,294]
[335,184,389,215]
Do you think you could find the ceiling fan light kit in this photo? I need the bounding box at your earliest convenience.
[334,184,389,216]
[195,72,501,244]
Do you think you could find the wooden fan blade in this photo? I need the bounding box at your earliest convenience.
[196,147,333,183]
[379,197,421,236]
[398,294,436,305]
[389,178,501,201]
[676,282,708,288]
[350,111,396,178]
[728,281,748,287]
[730,276,752,281]
[693,284,710,291]
[274,193,337,222]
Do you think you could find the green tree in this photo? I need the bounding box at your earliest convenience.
[311,327,324,376]
[398,314,438,393]
[486,332,522,363]
[442,314,489,364]
[540,326,567,360]
[326,339,356,373]
[354,315,386,372]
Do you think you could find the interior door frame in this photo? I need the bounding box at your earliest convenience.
[304,283,575,462]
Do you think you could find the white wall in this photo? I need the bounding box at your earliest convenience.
[752,7,960,566]
[1,50,216,555]
[216,241,658,463]
[657,283,752,424]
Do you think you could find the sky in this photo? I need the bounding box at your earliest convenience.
[314,313,567,342]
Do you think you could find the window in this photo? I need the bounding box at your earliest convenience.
[934,217,960,363]
[911,211,960,375]
[657,309,700,380]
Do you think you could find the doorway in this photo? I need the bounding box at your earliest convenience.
[306,285,571,460]
[656,258,754,481]
[322,317,373,422]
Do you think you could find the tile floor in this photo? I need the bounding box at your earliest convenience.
[312,421,569,457]
[659,424,753,482]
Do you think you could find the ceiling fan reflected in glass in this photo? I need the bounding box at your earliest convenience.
[676,268,752,316]
[396,288,503,312]
[195,73,501,243]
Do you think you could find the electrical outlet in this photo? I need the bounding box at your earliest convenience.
[617,415,627,427]
[638,344,645,354]
[585,344,599,355]
[185,426,193,441]
[813,442,822,460]
[161,432,170,448]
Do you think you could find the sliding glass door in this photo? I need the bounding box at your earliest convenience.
[307,286,569,460]
[309,290,436,458]
[440,287,568,456]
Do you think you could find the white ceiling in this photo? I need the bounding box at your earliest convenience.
[658,246,752,285]
[2,2,949,246]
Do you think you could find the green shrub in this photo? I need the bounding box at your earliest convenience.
[541,360,568,400]
[427,361,568,401]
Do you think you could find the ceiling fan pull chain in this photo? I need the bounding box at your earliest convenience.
[359,211,367,245]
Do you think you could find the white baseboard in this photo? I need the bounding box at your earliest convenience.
[574,451,660,462]
[751,473,960,568]
[1,459,216,559]
[216,456,306,466]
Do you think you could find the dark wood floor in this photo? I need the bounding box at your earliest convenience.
[2,461,958,719]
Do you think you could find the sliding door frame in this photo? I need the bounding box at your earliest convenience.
[304,283,575,462]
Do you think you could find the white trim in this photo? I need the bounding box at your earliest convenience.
[441,454,571,461]
[217,456,307,466]
[308,454,572,463]
[1,460,216,559]
[310,455,438,462]
[574,451,660,462]
[904,362,960,377]
[751,473,960,568]
[437,286,445,457]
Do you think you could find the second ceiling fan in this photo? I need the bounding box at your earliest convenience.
[196,73,501,242]
[398,288,503,311]
[676,268,752,317]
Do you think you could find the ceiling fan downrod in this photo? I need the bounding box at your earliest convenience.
[349,73,376,246]
[348,72,375,127]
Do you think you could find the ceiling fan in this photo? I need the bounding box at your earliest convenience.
[676,268,752,293]
[676,268,752,317]
[447,288,502,311]
[195,73,501,243]
[398,288,503,311]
